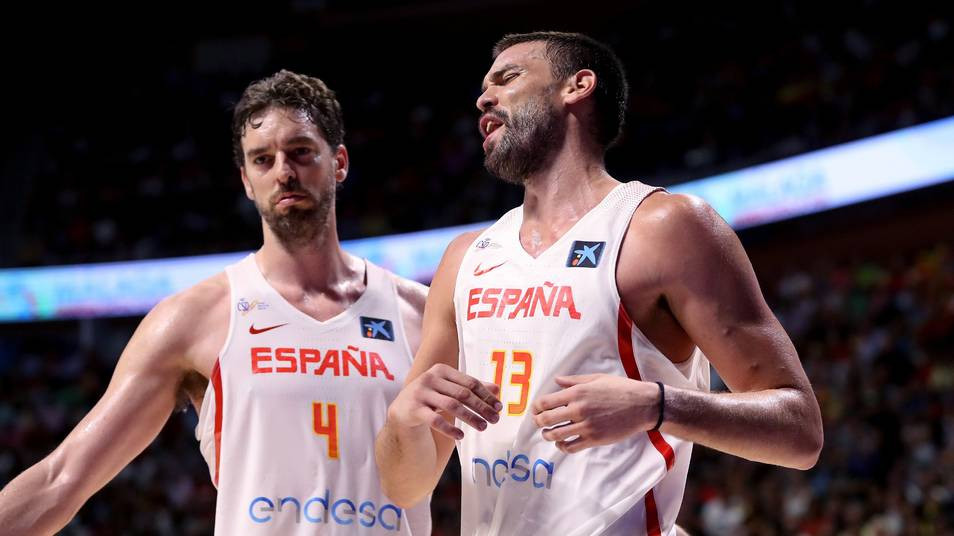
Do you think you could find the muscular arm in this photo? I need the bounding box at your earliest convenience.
[375,231,501,508]
[645,195,822,468]
[0,280,225,535]
[533,193,822,469]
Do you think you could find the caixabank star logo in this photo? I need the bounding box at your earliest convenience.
[360,316,394,341]
[566,241,605,268]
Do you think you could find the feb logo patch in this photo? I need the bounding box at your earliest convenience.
[236,298,270,316]
[360,316,394,341]
[566,241,605,268]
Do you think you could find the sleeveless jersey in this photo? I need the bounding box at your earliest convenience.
[195,254,430,535]
[453,181,710,536]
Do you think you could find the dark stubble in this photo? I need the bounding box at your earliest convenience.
[484,89,562,184]
[256,177,335,248]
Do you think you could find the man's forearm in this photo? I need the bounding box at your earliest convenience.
[660,385,823,469]
[0,457,82,536]
[374,420,446,508]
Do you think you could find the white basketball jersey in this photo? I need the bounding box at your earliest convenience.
[195,254,430,535]
[454,181,710,536]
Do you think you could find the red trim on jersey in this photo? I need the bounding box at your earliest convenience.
[616,304,676,471]
[211,359,223,487]
[645,488,662,536]
[616,305,640,379]
[649,431,675,471]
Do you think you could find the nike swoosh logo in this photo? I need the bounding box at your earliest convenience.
[474,261,507,276]
[249,323,288,335]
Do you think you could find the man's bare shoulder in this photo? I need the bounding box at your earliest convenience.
[391,274,429,316]
[629,192,736,258]
[438,229,485,280]
[140,272,230,354]
[621,192,736,287]
[389,229,484,316]
[99,271,231,383]
[447,229,485,256]
[631,191,722,237]
[420,228,486,318]
[155,272,229,322]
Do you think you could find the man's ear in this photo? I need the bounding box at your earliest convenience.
[562,69,597,106]
[333,144,350,184]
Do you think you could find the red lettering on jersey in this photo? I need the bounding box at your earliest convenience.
[251,347,272,373]
[369,352,395,381]
[343,346,368,377]
[300,348,320,374]
[509,287,535,319]
[479,288,500,319]
[317,350,340,376]
[465,284,581,321]
[467,288,481,320]
[249,345,398,381]
[530,284,556,316]
[553,286,582,319]
[497,289,522,317]
[274,347,297,373]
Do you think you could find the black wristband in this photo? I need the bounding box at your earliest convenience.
[651,381,665,431]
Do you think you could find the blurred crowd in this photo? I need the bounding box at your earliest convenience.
[678,244,954,535]
[3,2,952,268]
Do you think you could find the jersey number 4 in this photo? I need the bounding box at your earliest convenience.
[312,402,339,459]
[490,350,533,416]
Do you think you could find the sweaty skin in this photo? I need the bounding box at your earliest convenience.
[0,106,428,536]
[375,39,822,509]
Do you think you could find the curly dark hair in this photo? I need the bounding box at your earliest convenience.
[231,70,344,168]
[493,32,628,150]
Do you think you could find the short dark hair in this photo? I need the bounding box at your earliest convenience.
[493,31,628,150]
[231,69,344,168]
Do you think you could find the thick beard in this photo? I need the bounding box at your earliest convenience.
[484,94,562,185]
[257,179,334,249]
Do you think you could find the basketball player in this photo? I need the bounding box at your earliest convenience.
[0,70,431,535]
[375,32,823,535]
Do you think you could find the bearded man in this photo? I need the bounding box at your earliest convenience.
[376,32,822,536]
[0,70,432,536]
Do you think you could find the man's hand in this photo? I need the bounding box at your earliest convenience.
[531,374,661,453]
[387,363,502,440]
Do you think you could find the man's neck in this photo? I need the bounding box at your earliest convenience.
[520,146,619,235]
[255,221,361,295]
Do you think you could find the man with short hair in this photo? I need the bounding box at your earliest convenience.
[0,70,431,535]
[376,32,823,535]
